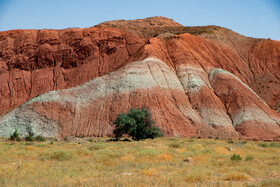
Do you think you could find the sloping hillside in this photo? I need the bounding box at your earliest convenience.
[0,17,279,140]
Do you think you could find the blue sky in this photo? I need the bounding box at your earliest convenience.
[0,0,280,40]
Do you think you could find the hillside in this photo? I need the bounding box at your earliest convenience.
[0,17,279,140]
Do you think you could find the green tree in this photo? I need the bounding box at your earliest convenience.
[113,108,164,141]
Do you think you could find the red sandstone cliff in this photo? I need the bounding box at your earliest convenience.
[0,17,279,140]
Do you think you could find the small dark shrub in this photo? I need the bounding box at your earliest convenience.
[35,135,46,142]
[227,140,234,144]
[258,142,280,148]
[231,154,242,161]
[258,143,268,147]
[122,138,132,142]
[25,142,34,145]
[245,155,254,161]
[152,33,159,37]
[269,142,280,147]
[10,130,21,141]
[107,138,118,142]
[25,136,34,141]
[88,144,106,151]
[169,143,181,148]
[241,141,247,144]
[25,130,35,141]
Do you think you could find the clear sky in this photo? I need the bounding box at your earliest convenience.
[0,0,280,40]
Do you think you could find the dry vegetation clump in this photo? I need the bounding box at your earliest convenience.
[0,137,279,186]
[115,25,221,39]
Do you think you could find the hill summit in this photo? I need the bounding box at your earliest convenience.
[96,16,183,28]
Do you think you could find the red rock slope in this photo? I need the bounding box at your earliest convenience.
[0,27,145,114]
[0,17,279,140]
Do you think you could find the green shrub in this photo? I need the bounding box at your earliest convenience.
[245,155,254,161]
[231,154,242,161]
[35,135,46,142]
[269,142,280,147]
[258,143,268,147]
[258,143,280,148]
[113,108,164,141]
[25,136,34,141]
[9,130,21,141]
[25,129,35,141]
[227,140,234,144]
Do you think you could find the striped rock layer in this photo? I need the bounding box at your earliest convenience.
[0,57,279,140]
[0,17,279,140]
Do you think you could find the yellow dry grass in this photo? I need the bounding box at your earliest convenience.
[0,137,279,186]
[141,168,157,176]
[156,153,173,161]
[214,146,230,155]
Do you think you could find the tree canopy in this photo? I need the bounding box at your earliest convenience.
[113,108,164,141]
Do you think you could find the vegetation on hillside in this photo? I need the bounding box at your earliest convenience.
[99,25,221,38]
[113,108,164,140]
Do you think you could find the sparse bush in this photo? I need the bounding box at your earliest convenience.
[231,154,242,161]
[169,143,181,148]
[9,130,21,141]
[152,33,159,37]
[35,135,46,142]
[40,151,74,161]
[25,136,34,141]
[241,141,247,144]
[113,108,164,141]
[269,142,280,147]
[25,142,34,145]
[88,144,106,151]
[23,128,45,142]
[258,143,268,147]
[258,142,280,148]
[25,129,35,141]
[227,140,234,144]
[245,155,254,161]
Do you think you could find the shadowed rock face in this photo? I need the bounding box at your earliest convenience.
[0,17,279,140]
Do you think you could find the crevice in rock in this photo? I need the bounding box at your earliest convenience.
[7,71,12,107]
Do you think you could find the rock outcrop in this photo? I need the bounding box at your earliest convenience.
[0,17,279,140]
[0,27,145,115]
